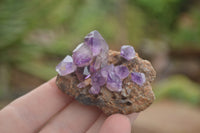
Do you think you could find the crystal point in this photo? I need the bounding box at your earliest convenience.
[120,45,136,60]
[131,72,146,86]
[56,55,77,76]
[85,30,109,56]
[114,65,129,80]
[85,30,109,73]
[72,43,93,67]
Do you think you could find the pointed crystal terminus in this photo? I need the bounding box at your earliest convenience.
[114,65,129,80]
[84,30,109,56]
[85,30,109,73]
[120,45,136,61]
[56,55,77,76]
[72,43,93,67]
[131,72,146,86]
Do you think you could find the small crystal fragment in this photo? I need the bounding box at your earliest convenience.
[114,65,129,80]
[72,43,93,67]
[131,72,146,86]
[106,69,122,92]
[77,82,86,88]
[83,66,90,76]
[89,85,101,95]
[85,74,91,79]
[77,78,91,88]
[56,55,77,76]
[120,45,136,60]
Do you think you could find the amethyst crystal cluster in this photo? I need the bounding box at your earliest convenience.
[56,30,146,94]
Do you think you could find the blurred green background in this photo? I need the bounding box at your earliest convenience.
[0,0,200,132]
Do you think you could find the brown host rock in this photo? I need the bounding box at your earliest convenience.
[56,50,156,115]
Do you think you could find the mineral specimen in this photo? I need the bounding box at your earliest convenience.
[56,30,156,115]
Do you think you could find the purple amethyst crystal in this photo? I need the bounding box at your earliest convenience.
[131,72,146,86]
[91,70,106,86]
[72,43,93,67]
[56,55,77,76]
[106,68,122,92]
[89,85,101,95]
[89,51,108,73]
[101,64,114,79]
[120,45,136,60]
[85,30,109,73]
[85,74,91,79]
[114,65,129,80]
[85,30,109,56]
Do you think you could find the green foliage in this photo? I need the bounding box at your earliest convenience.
[17,62,57,81]
[134,0,185,29]
[0,0,65,63]
[124,5,146,45]
[155,75,200,105]
[171,8,200,49]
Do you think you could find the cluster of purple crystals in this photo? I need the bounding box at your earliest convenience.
[56,30,146,94]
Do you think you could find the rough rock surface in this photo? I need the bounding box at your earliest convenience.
[56,50,156,115]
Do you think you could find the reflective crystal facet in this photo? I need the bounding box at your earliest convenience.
[76,66,90,81]
[131,72,146,86]
[72,43,93,67]
[83,66,90,76]
[56,55,77,76]
[114,65,129,80]
[120,45,136,61]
